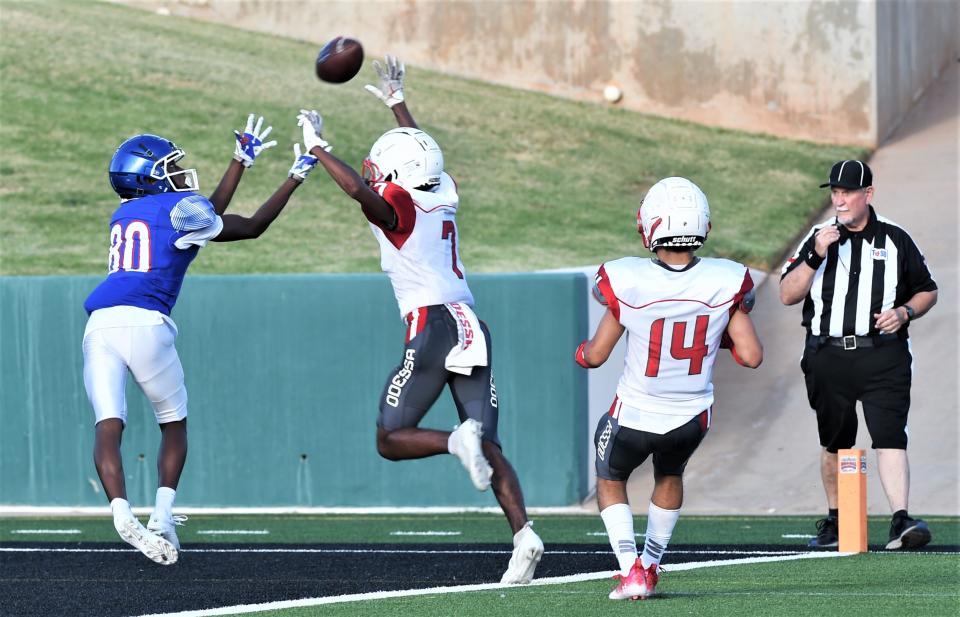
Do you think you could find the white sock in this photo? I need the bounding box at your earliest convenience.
[641,502,680,569]
[447,432,457,454]
[152,487,176,522]
[110,498,133,529]
[600,503,637,575]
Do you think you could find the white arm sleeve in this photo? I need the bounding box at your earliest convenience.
[174,216,224,249]
[170,194,224,249]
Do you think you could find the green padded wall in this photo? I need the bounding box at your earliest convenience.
[0,274,588,507]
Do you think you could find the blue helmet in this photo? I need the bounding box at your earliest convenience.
[108,134,198,199]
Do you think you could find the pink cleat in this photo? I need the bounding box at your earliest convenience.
[608,558,646,600]
[641,562,660,598]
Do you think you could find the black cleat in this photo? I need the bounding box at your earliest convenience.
[885,516,931,550]
[808,516,839,548]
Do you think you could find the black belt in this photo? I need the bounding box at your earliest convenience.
[814,334,901,350]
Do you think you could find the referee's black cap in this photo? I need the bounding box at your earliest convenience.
[820,160,873,189]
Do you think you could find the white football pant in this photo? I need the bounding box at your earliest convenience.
[82,321,188,425]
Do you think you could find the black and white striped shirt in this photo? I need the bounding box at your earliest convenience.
[781,206,937,337]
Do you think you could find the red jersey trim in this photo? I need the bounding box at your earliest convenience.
[371,183,417,250]
[595,265,620,321]
[728,269,755,316]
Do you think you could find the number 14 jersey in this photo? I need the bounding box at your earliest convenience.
[595,257,753,430]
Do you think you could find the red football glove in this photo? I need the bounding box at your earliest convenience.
[575,341,591,368]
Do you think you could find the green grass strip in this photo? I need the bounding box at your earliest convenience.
[0,1,865,275]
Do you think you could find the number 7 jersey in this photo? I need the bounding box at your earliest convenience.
[368,172,474,317]
[595,257,753,423]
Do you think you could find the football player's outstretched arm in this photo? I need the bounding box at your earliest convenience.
[364,55,418,129]
[298,110,398,229]
[208,159,245,216]
[723,310,763,368]
[390,101,418,129]
[575,311,625,369]
[213,142,317,242]
[209,114,278,215]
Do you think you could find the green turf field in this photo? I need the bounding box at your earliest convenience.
[260,554,960,617]
[2,512,958,546]
[0,1,865,276]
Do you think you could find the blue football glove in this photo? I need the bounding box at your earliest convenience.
[288,143,318,182]
[233,114,278,168]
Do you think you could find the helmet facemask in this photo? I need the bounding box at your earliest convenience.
[150,150,198,193]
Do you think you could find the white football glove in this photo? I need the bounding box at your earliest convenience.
[233,114,278,167]
[288,143,318,182]
[297,109,332,154]
[364,55,405,108]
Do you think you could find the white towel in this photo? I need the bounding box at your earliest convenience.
[444,302,488,375]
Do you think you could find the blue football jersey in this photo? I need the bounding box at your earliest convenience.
[84,192,218,315]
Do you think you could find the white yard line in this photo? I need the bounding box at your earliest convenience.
[0,547,821,556]
[0,505,595,516]
[10,529,81,534]
[195,530,270,536]
[389,531,462,536]
[129,551,845,617]
[585,531,645,537]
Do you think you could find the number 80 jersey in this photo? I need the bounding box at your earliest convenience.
[369,172,474,318]
[595,257,753,423]
[84,192,222,316]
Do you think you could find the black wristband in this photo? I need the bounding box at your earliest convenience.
[804,250,824,270]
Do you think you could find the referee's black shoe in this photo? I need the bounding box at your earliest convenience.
[885,515,932,550]
[808,516,839,548]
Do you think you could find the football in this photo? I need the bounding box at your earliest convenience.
[315,37,364,83]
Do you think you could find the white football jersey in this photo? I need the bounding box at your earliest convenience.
[595,256,753,432]
[369,172,474,317]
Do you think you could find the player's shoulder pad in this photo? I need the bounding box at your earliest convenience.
[443,171,458,193]
[701,256,749,279]
[170,194,217,232]
[592,260,634,321]
[704,258,755,310]
[602,256,644,279]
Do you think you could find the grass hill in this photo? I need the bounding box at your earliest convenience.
[0,1,864,275]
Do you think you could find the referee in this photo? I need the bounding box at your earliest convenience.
[780,160,938,550]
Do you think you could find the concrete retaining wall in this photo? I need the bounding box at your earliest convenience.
[119,0,957,147]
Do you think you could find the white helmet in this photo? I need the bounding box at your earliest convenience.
[637,177,711,250]
[362,127,443,191]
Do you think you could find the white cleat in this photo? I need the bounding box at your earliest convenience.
[449,419,493,491]
[500,522,544,584]
[147,514,188,550]
[116,516,178,565]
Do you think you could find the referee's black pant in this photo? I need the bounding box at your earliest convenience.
[801,336,912,452]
